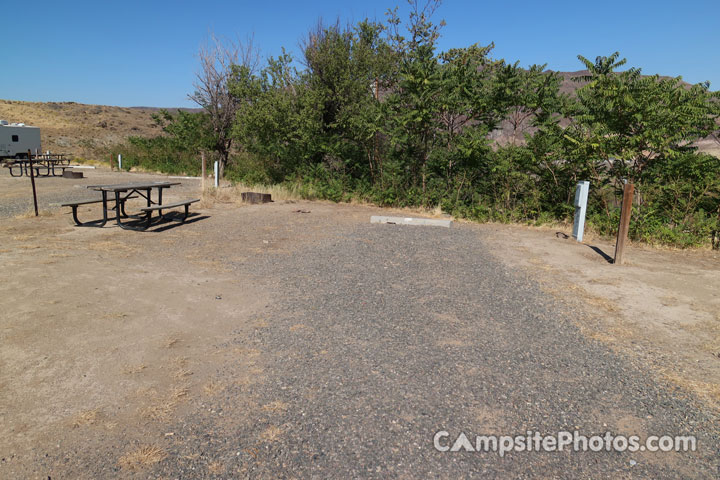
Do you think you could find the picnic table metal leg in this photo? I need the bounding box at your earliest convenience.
[115,190,151,231]
[70,190,108,227]
[119,198,130,218]
[8,164,23,177]
[157,187,163,217]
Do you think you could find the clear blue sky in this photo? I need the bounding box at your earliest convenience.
[2,0,718,107]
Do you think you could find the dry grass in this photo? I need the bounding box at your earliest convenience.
[14,209,54,219]
[259,425,284,443]
[139,384,189,421]
[203,380,226,396]
[208,461,225,475]
[172,355,189,368]
[170,384,190,400]
[71,408,101,428]
[173,368,193,379]
[199,182,303,208]
[262,400,289,413]
[118,445,167,470]
[123,363,147,374]
[141,401,176,422]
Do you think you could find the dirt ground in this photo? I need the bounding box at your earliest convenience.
[1,168,718,477]
[485,223,720,411]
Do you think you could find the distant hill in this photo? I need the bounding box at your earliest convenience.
[0,100,197,160]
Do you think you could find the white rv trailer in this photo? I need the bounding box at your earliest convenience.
[0,120,41,158]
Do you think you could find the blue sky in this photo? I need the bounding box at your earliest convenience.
[2,1,718,107]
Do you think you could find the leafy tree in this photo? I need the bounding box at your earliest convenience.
[301,19,395,180]
[150,109,214,153]
[383,0,448,198]
[231,51,317,181]
[566,52,720,184]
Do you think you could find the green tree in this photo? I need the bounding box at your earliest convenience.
[566,52,720,184]
[384,0,446,197]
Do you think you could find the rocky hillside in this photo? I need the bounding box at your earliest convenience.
[0,100,194,160]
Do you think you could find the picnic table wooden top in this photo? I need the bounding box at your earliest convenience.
[87,181,181,192]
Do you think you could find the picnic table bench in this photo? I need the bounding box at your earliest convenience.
[62,181,199,231]
[4,156,72,177]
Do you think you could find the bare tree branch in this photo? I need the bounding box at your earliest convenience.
[189,33,259,176]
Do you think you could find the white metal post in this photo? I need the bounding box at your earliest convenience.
[572,181,590,242]
[117,154,122,170]
[214,160,219,188]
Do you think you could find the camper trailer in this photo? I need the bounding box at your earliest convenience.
[0,120,41,158]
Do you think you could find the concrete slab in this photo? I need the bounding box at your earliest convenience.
[370,215,452,228]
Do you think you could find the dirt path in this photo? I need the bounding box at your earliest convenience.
[485,223,720,412]
[1,189,718,478]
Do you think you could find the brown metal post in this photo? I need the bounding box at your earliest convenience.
[614,182,634,265]
[28,149,39,216]
[201,152,206,192]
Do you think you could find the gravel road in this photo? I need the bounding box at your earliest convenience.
[150,220,719,478]
[6,198,717,478]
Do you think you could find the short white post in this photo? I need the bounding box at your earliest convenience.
[572,181,590,242]
[214,160,219,188]
[117,154,122,170]
[201,152,206,191]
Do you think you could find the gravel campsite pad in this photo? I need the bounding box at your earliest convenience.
[0,171,718,478]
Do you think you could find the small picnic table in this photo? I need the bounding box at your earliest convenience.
[63,181,199,230]
[6,155,71,177]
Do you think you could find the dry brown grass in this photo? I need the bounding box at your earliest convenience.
[170,384,189,400]
[71,408,101,428]
[262,400,289,413]
[173,368,193,380]
[139,384,189,421]
[123,363,147,374]
[172,355,189,368]
[208,461,225,475]
[14,209,54,219]
[141,401,176,422]
[203,380,225,396]
[259,425,284,443]
[199,182,303,208]
[118,445,167,470]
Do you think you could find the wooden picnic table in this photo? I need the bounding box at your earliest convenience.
[62,181,200,231]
